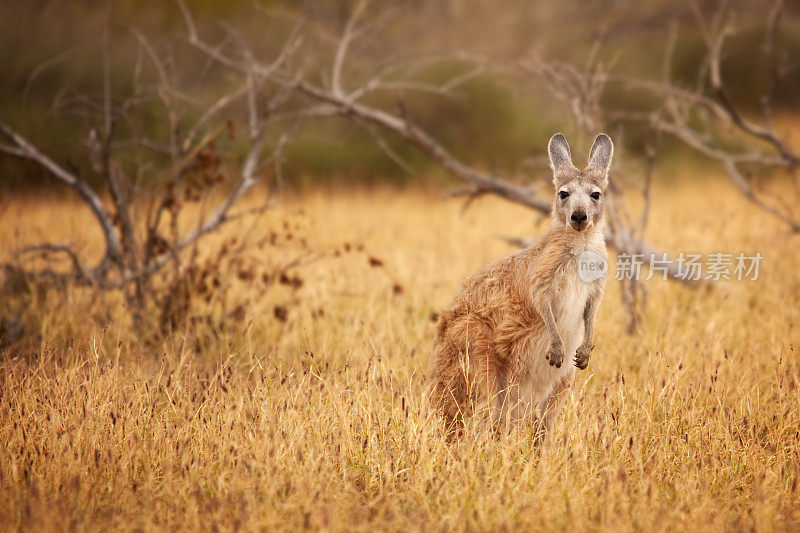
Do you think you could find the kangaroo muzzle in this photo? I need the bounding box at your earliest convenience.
[569,210,589,231]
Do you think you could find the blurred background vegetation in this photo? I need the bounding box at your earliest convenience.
[2,0,800,191]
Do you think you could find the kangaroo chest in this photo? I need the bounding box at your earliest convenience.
[555,249,601,336]
[513,253,601,415]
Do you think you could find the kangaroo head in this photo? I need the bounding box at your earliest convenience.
[547,133,613,233]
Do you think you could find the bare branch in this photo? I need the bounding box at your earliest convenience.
[174,134,283,253]
[183,84,248,150]
[290,80,700,284]
[332,0,369,97]
[20,243,91,282]
[295,80,553,213]
[690,0,799,166]
[722,159,800,232]
[602,2,799,232]
[133,29,180,162]
[356,122,415,175]
[102,1,113,141]
[633,145,656,240]
[0,143,27,158]
[132,135,284,285]
[0,123,121,271]
[176,0,246,72]
[522,58,606,134]
[147,122,227,249]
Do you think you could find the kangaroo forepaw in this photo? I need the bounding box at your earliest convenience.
[545,342,564,368]
[574,344,592,370]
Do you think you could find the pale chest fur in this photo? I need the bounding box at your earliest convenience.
[549,229,605,343]
[553,244,604,343]
[514,231,606,414]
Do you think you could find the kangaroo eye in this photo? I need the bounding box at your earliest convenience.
[558,191,569,200]
[590,192,601,200]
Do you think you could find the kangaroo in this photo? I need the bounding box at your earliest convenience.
[428,133,613,433]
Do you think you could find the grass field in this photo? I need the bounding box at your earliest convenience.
[1,174,799,531]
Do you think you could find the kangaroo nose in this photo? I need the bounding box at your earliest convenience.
[571,211,588,224]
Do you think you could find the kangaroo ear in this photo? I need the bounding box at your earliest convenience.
[548,133,575,175]
[587,133,614,176]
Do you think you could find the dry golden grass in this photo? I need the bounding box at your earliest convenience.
[1,174,799,531]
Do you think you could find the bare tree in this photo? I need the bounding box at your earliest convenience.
[172,0,700,329]
[0,14,297,327]
[608,0,800,232]
[8,0,752,334]
[518,50,661,330]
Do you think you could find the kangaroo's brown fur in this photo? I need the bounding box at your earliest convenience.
[428,133,613,432]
